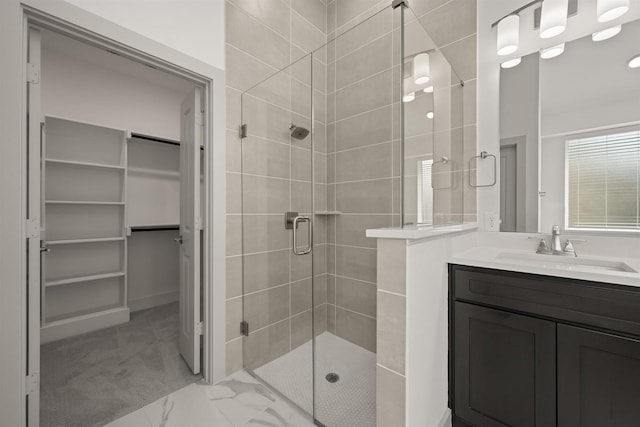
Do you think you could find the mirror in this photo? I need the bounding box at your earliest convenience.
[499,13,640,233]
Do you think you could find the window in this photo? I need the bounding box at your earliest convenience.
[566,130,640,231]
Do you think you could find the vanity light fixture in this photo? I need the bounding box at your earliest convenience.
[426,111,434,119]
[403,92,416,102]
[413,53,430,84]
[423,86,434,93]
[592,25,622,41]
[597,0,629,22]
[497,14,520,56]
[540,42,565,59]
[540,0,569,38]
[629,55,640,69]
[501,57,522,68]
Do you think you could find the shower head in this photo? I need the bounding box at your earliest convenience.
[289,123,310,140]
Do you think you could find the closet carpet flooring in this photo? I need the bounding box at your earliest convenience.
[40,302,201,427]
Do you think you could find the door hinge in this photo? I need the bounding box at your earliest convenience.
[196,321,204,336]
[239,124,247,139]
[25,218,40,239]
[26,63,40,84]
[25,373,39,396]
[240,321,249,336]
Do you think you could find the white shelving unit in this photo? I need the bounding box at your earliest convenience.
[41,116,130,343]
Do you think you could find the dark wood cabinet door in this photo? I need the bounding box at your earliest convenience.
[454,302,556,427]
[558,325,640,427]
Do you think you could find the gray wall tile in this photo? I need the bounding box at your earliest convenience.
[376,366,405,427]
[244,284,290,330]
[335,307,376,352]
[335,69,393,120]
[336,276,377,317]
[244,320,290,370]
[226,297,243,341]
[226,3,291,70]
[335,142,393,182]
[336,179,393,214]
[377,239,406,294]
[225,338,243,376]
[243,137,291,179]
[377,291,406,374]
[243,249,290,294]
[228,0,291,39]
[335,214,392,249]
[417,0,476,48]
[242,175,290,214]
[335,245,376,283]
[292,0,327,34]
[334,105,393,152]
[335,34,392,89]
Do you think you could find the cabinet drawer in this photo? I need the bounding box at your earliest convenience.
[451,265,640,338]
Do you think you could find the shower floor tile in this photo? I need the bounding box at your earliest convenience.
[254,331,377,427]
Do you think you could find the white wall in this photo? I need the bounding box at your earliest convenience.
[405,237,451,427]
[0,1,28,424]
[42,41,193,140]
[63,0,225,70]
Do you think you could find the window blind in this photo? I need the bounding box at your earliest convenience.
[566,130,640,230]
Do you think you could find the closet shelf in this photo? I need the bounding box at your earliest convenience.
[46,200,125,205]
[45,272,125,288]
[315,211,342,215]
[45,158,125,170]
[47,237,125,245]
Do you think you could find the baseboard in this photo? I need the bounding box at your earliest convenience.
[41,307,130,344]
[128,290,178,312]
[438,409,452,427]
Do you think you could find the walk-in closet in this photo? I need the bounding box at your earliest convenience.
[35,28,204,427]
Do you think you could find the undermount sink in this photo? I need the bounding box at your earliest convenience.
[496,251,638,273]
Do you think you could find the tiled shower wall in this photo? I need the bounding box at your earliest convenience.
[325,0,397,353]
[224,0,478,374]
[224,0,329,375]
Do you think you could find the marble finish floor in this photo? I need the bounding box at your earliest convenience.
[41,303,201,427]
[103,370,316,427]
[255,332,376,427]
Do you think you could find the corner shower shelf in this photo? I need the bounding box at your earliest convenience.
[45,271,126,288]
[315,211,342,215]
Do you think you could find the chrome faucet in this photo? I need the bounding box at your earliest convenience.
[531,225,583,257]
[550,225,562,252]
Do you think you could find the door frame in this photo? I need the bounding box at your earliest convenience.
[10,2,226,425]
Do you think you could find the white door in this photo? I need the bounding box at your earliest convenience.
[179,88,202,374]
[26,27,43,427]
[500,145,517,232]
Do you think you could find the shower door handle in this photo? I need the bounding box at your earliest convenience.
[292,216,312,256]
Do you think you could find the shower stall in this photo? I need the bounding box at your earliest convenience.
[238,3,465,426]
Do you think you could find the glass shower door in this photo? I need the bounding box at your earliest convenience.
[240,53,316,417]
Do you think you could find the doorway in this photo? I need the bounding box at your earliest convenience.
[27,22,212,427]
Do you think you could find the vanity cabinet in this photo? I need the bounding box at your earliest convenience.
[557,325,640,427]
[449,264,640,427]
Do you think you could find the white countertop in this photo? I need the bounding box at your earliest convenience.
[366,223,478,240]
[449,245,640,288]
